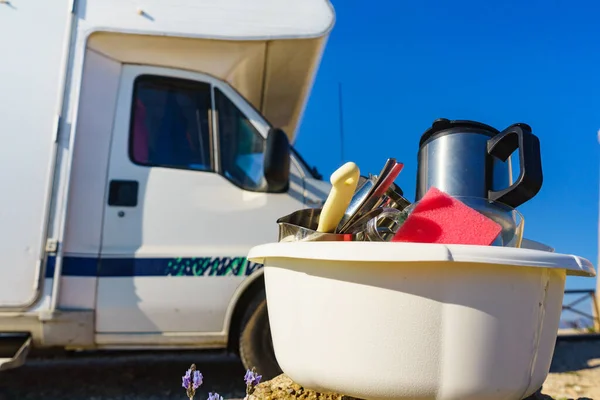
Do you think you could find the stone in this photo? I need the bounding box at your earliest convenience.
[248,374,361,400]
[248,374,576,400]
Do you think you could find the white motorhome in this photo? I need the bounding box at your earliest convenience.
[0,0,334,378]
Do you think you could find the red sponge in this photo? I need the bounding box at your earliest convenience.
[391,187,502,246]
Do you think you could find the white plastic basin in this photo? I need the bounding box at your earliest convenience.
[247,242,596,400]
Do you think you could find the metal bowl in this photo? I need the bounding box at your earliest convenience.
[277,208,358,242]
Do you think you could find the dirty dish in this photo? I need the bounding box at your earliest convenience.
[317,162,360,233]
[380,182,411,212]
[337,159,404,233]
[277,208,356,242]
[344,207,405,242]
[278,207,402,242]
[365,207,407,241]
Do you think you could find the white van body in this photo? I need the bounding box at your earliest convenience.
[0,0,334,373]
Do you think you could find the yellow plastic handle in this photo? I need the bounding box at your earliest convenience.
[317,162,360,233]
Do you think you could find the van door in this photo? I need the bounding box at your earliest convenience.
[96,65,305,336]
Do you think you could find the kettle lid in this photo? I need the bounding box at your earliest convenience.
[419,118,500,147]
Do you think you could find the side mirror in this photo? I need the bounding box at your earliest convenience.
[264,127,290,193]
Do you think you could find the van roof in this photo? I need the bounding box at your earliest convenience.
[83,0,335,142]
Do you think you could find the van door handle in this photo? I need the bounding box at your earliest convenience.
[108,180,139,207]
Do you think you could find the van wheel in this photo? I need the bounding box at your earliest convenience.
[239,293,282,381]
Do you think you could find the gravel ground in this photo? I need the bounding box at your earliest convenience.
[0,338,598,400]
[0,350,248,400]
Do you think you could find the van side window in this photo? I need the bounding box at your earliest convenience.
[215,88,267,191]
[129,75,213,172]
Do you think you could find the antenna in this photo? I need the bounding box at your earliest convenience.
[338,82,345,164]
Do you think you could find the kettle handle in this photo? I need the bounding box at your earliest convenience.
[487,123,543,208]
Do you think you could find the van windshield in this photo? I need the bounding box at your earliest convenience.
[215,82,322,182]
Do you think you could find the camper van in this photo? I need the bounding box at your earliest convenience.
[0,0,335,378]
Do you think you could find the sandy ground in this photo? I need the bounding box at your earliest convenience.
[541,337,600,399]
[0,337,598,399]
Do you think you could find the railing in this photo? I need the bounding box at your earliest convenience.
[561,289,599,333]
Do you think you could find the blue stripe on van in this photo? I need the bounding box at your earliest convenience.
[45,255,263,278]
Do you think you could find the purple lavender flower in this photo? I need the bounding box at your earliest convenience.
[244,368,262,386]
[182,364,203,399]
[208,392,223,400]
[182,369,192,389]
[182,368,203,389]
[193,370,203,388]
[244,367,262,396]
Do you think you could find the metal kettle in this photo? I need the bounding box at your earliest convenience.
[415,118,543,208]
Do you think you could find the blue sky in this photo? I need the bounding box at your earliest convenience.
[294,1,599,301]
